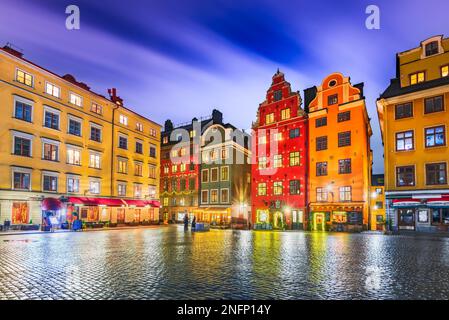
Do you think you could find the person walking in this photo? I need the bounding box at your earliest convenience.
[183,213,189,231]
[191,216,196,231]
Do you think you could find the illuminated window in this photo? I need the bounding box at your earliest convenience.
[328,94,338,105]
[150,128,157,137]
[221,166,229,181]
[274,132,283,141]
[258,156,267,169]
[339,186,352,201]
[117,183,127,197]
[43,174,58,192]
[118,158,128,174]
[190,130,196,138]
[149,165,156,178]
[134,184,142,198]
[257,183,267,196]
[410,72,425,85]
[316,188,328,202]
[163,166,169,174]
[163,198,169,207]
[289,151,300,166]
[45,82,60,98]
[258,136,267,144]
[281,108,290,120]
[171,164,178,173]
[67,147,81,165]
[273,182,283,195]
[180,163,186,172]
[119,114,128,126]
[396,130,414,151]
[221,189,229,203]
[134,162,143,176]
[91,102,103,115]
[442,65,449,77]
[42,141,59,161]
[425,126,445,147]
[210,189,218,203]
[201,190,209,203]
[67,176,80,193]
[163,136,169,144]
[211,168,219,182]
[89,152,101,169]
[274,155,282,168]
[16,69,34,87]
[69,93,82,107]
[136,122,144,132]
[89,179,100,194]
[201,169,209,183]
[265,113,275,124]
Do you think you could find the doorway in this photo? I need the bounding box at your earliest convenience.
[117,208,125,224]
[313,212,325,231]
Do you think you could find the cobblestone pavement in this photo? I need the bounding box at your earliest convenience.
[1,226,449,300]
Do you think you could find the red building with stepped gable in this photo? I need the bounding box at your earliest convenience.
[251,70,308,230]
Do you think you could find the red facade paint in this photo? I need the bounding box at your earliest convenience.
[251,70,308,230]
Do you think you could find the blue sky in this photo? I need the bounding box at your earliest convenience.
[1,0,448,173]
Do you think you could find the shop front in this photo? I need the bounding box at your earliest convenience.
[309,205,365,232]
[41,197,66,231]
[196,207,231,228]
[254,207,305,230]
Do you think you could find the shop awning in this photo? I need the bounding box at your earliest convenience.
[149,200,160,208]
[68,197,125,207]
[427,197,449,207]
[392,198,421,208]
[42,198,64,211]
[124,199,149,207]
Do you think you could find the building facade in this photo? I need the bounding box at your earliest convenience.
[370,174,386,231]
[251,70,308,230]
[199,118,251,228]
[377,35,449,232]
[305,73,372,232]
[0,45,160,230]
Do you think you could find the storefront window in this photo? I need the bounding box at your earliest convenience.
[258,210,268,223]
[332,211,347,223]
[431,208,449,225]
[398,208,414,225]
[12,202,29,224]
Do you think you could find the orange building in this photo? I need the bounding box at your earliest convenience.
[304,73,373,231]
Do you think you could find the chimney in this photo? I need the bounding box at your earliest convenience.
[164,119,174,132]
[108,88,123,105]
[3,43,24,58]
[212,109,223,124]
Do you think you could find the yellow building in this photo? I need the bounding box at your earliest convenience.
[370,174,385,231]
[377,35,449,232]
[305,73,373,232]
[0,45,161,230]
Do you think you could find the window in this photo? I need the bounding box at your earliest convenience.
[258,136,267,144]
[171,164,178,173]
[68,118,82,136]
[13,170,31,190]
[69,93,82,107]
[316,162,327,176]
[67,176,80,193]
[163,166,169,174]
[136,123,144,132]
[337,111,350,122]
[265,113,275,124]
[179,163,186,172]
[163,136,169,144]
[338,131,351,147]
[316,188,328,202]
[16,69,33,87]
[90,124,102,142]
[117,183,127,197]
[149,144,157,158]
[274,132,283,141]
[339,186,351,201]
[150,128,157,137]
[201,169,209,183]
[274,155,283,168]
[426,126,445,147]
[315,117,327,128]
[148,185,156,199]
[189,178,196,190]
[42,141,59,161]
[135,141,143,154]
[43,174,58,192]
[289,128,300,138]
[171,178,177,192]
[316,136,328,151]
[135,162,143,176]
[257,183,267,196]
[163,198,169,207]
[179,179,186,191]
[328,94,338,105]
[431,208,449,225]
[375,202,383,209]
[424,96,444,114]
[396,131,414,151]
[118,158,128,174]
[44,108,60,130]
[149,165,156,179]
[396,166,415,187]
[67,146,81,165]
[13,136,31,157]
[410,72,425,85]
[426,163,447,185]
[338,159,351,174]
[425,41,439,56]
[442,65,449,78]
[190,130,196,138]
[134,184,142,198]
[119,136,128,149]
[210,189,218,203]
[221,148,227,160]
[45,83,60,98]
[281,108,290,120]
[201,190,209,203]
[211,168,219,182]
[273,182,283,195]
[91,102,103,115]
[395,102,413,119]
[14,99,32,122]
[221,189,229,203]
[289,180,300,195]
[258,156,267,169]
[221,166,229,181]
[89,152,101,169]
[119,114,128,126]
[289,152,300,166]
[273,90,282,101]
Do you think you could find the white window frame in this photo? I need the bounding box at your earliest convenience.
[133,183,143,198]
[148,185,156,199]
[11,130,34,157]
[201,190,209,204]
[210,189,219,203]
[89,150,102,169]
[117,182,127,197]
[66,144,82,166]
[91,102,103,115]
[45,82,61,98]
[211,167,219,182]
[13,95,34,122]
[41,138,60,162]
[66,174,80,194]
[15,68,34,87]
[220,188,229,203]
[201,169,209,183]
[42,171,59,193]
[134,161,143,176]
[67,114,83,137]
[117,157,128,174]
[89,122,102,142]
[69,92,83,107]
[119,114,128,126]
[118,133,128,149]
[43,105,61,130]
[11,166,32,191]
[136,122,144,132]
[89,178,101,194]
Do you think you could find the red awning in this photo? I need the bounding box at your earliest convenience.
[68,197,124,207]
[42,198,64,211]
[124,199,148,207]
[149,200,160,208]
[392,198,421,207]
[427,196,449,203]
[427,196,449,207]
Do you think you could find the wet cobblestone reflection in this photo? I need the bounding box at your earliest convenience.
[1,226,449,300]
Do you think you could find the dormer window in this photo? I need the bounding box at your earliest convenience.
[273,90,282,101]
[425,41,439,56]
[410,72,425,85]
[442,65,449,78]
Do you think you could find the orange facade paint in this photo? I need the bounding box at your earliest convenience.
[305,73,373,231]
